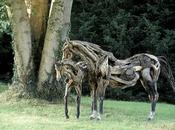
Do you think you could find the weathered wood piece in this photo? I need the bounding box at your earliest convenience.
[57,40,175,120]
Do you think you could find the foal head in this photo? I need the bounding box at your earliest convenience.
[55,60,88,84]
[54,61,63,82]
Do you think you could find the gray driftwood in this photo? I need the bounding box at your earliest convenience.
[56,40,175,120]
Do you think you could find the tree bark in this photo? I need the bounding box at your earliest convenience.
[37,0,73,99]
[6,0,34,95]
[30,0,49,43]
[29,0,49,76]
[61,0,73,41]
[6,0,73,100]
[37,0,64,98]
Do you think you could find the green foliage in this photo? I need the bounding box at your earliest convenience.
[0,0,13,82]
[71,0,175,58]
[71,0,175,103]
[0,0,10,34]
[0,97,175,130]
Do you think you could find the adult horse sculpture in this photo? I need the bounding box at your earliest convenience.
[60,40,175,120]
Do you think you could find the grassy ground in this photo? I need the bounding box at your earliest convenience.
[0,82,8,93]
[0,84,175,130]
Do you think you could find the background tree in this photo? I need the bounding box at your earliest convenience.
[4,0,73,100]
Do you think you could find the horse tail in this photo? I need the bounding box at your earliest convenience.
[158,56,175,92]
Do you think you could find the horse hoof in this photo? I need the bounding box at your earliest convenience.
[66,115,69,119]
[147,112,155,121]
[89,115,96,120]
[96,116,101,120]
[147,115,154,121]
[147,117,152,121]
[96,113,101,120]
[90,111,97,120]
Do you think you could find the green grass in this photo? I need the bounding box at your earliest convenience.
[0,98,174,130]
[0,84,175,130]
[0,83,8,93]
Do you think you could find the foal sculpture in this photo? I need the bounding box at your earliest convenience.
[57,40,175,120]
[55,60,87,119]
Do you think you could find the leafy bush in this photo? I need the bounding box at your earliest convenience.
[0,0,10,34]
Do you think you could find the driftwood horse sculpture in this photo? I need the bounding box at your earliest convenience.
[58,40,175,120]
[55,60,87,119]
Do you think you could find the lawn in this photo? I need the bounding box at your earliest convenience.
[0,83,8,93]
[0,84,175,130]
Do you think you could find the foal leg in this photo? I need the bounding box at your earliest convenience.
[75,85,81,119]
[64,82,72,119]
[90,91,94,113]
[64,80,73,119]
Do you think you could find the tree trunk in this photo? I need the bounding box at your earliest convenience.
[37,0,73,99]
[61,0,73,41]
[6,0,34,96]
[6,0,73,100]
[29,0,49,74]
[37,0,64,99]
[30,0,49,43]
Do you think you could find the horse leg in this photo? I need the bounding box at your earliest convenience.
[99,96,104,114]
[96,78,107,115]
[64,83,71,119]
[90,90,94,113]
[75,85,81,119]
[99,85,108,114]
[141,68,159,120]
[147,82,159,120]
[90,87,100,120]
[97,78,104,115]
